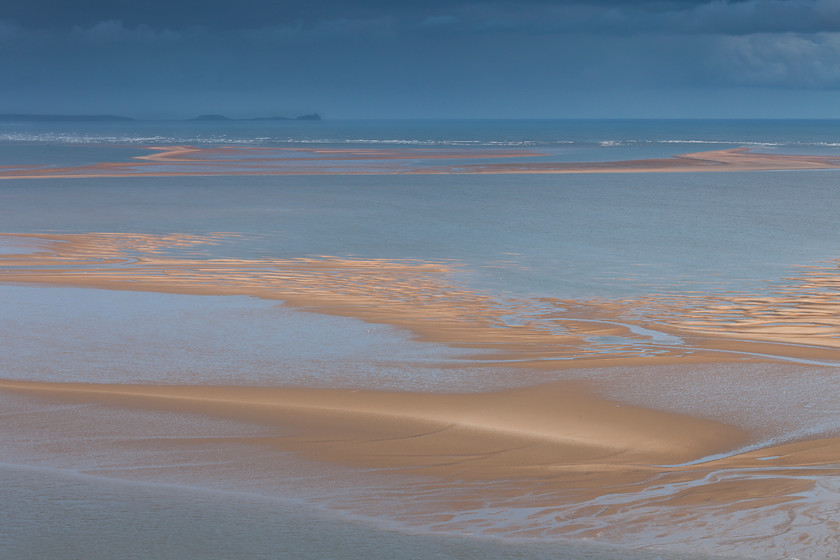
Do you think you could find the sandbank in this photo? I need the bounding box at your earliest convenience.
[2,377,840,556]
[0,145,838,179]
[2,232,839,368]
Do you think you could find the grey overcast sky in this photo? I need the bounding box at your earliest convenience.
[2,0,840,118]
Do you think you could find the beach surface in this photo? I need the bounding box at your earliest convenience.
[2,228,840,558]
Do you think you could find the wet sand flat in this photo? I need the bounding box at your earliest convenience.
[2,231,840,557]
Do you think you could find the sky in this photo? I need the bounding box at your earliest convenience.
[2,0,840,119]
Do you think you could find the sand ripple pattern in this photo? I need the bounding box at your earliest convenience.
[3,232,840,558]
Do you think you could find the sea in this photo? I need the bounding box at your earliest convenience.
[1,118,839,559]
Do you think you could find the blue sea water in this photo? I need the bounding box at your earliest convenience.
[1,119,840,559]
[2,119,840,300]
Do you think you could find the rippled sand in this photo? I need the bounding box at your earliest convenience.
[2,232,840,558]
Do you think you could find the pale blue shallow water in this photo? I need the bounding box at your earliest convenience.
[2,167,839,300]
[1,119,839,559]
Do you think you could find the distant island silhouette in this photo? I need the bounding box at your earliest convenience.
[194,113,322,121]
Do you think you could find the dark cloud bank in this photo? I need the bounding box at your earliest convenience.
[2,0,839,118]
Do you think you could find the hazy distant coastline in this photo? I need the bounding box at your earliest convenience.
[0,113,322,122]
[0,114,135,122]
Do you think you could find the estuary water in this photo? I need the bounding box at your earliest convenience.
[1,119,840,559]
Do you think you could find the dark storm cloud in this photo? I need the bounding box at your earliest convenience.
[1,0,839,117]
[5,0,840,34]
[707,32,840,87]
